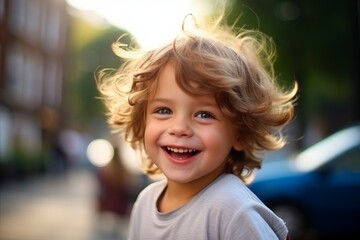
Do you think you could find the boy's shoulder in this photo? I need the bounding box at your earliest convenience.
[206,174,247,195]
[200,174,262,208]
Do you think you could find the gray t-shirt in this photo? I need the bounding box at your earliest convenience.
[128,174,288,240]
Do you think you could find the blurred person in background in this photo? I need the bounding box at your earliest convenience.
[95,147,140,239]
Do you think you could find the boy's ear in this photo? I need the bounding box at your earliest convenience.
[233,140,244,151]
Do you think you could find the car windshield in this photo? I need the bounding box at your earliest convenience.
[294,125,360,172]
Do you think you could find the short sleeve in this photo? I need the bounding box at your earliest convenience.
[224,203,288,240]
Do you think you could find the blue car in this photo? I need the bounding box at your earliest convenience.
[248,125,360,239]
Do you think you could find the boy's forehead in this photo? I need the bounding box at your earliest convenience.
[152,66,216,103]
[157,61,201,90]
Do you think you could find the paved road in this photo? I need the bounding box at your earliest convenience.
[0,168,129,240]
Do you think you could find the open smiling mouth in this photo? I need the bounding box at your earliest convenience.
[163,147,200,159]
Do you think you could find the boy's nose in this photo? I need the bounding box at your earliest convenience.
[167,118,193,137]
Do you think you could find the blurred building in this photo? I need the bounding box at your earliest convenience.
[0,0,68,181]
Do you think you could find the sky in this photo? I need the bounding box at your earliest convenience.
[66,0,213,51]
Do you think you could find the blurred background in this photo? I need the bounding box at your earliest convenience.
[0,0,359,240]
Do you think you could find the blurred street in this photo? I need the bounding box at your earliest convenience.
[0,168,129,240]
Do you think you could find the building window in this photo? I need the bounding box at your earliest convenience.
[6,43,24,103]
[8,0,27,37]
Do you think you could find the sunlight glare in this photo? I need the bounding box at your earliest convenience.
[87,139,114,167]
[66,0,212,51]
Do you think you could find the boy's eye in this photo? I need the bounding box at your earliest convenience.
[195,112,215,119]
[154,107,172,115]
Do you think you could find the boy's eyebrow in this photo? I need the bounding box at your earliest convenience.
[148,98,172,104]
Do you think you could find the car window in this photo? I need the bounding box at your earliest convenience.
[295,126,360,172]
[329,145,360,172]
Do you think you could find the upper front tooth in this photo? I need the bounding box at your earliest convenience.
[167,147,193,153]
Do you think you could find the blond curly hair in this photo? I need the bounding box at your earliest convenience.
[97,14,297,182]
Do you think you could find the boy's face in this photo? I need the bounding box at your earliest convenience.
[145,61,243,185]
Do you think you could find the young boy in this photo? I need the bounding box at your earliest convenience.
[97,13,297,240]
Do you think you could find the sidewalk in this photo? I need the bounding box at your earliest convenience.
[0,168,129,240]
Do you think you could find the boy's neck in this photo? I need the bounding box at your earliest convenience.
[157,171,224,213]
